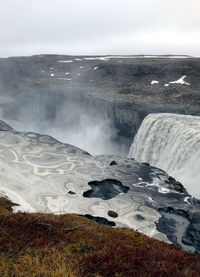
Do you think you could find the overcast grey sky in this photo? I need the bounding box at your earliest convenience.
[0,0,199,57]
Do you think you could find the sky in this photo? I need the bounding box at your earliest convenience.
[0,0,200,58]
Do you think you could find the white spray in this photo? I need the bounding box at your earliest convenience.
[128,113,200,198]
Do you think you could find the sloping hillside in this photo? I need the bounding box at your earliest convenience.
[0,198,200,277]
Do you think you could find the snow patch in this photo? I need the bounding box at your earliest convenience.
[58,60,73,63]
[143,55,189,59]
[151,80,159,85]
[84,57,109,61]
[57,78,71,81]
[83,55,189,60]
[169,56,190,59]
[98,55,189,59]
[169,76,190,85]
[164,76,190,87]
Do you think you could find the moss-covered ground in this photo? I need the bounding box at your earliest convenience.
[0,197,199,276]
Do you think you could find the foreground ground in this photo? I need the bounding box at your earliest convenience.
[0,197,200,277]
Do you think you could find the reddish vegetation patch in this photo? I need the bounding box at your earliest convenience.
[0,208,199,276]
[0,213,88,252]
[80,241,199,277]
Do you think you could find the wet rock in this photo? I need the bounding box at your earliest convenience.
[157,207,200,255]
[80,214,116,226]
[168,176,176,182]
[135,214,145,221]
[142,162,150,166]
[83,179,129,200]
[110,160,117,166]
[68,191,76,195]
[108,210,118,218]
[165,177,186,193]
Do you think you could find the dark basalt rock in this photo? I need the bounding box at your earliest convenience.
[173,183,185,193]
[165,176,186,193]
[142,162,150,166]
[110,160,117,166]
[135,214,145,221]
[184,213,200,254]
[108,210,118,218]
[0,120,14,131]
[80,214,116,226]
[0,197,20,212]
[83,179,129,200]
[68,191,76,195]
[157,207,200,255]
[168,176,176,182]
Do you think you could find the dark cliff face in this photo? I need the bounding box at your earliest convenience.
[0,55,200,154]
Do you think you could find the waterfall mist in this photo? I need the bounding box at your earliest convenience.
[1,92,128,156]
[128,113,200,198]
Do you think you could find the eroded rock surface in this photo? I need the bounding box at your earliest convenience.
[0,119,199,254]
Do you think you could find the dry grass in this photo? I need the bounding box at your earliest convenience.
[0,198,199,276]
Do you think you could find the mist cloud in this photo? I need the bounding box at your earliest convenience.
[2,92,128,156]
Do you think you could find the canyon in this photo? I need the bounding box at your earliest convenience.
[0,55,200,254]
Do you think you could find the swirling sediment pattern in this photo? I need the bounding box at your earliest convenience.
[0,119,198,249]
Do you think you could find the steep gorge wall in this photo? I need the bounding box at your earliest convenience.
[0,55,200,154]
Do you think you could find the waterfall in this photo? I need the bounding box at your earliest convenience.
[128,113,200,198]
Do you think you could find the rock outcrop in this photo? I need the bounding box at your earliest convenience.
[0,119,200,254]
